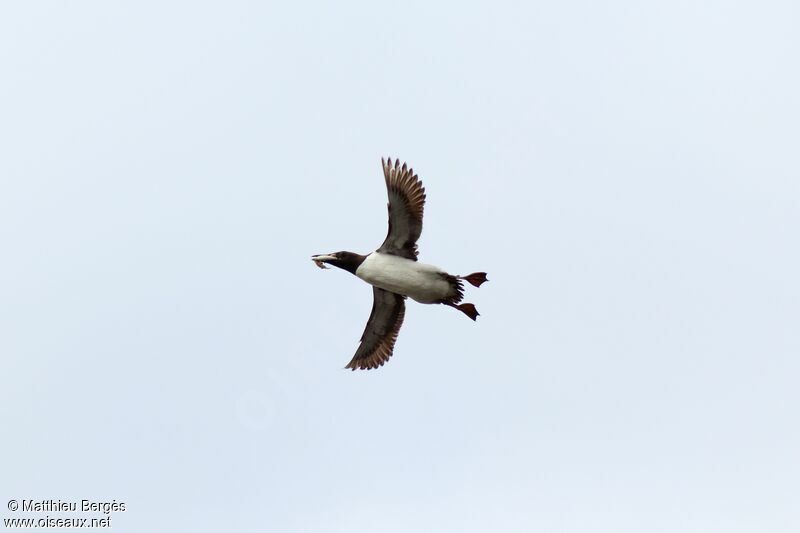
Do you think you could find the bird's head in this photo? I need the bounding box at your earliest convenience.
[311,251,366,275]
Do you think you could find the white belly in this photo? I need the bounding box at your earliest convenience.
[355,253,452,304]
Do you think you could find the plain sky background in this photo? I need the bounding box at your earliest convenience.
[2,1,798,532]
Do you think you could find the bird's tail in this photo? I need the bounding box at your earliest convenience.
[461,272,488,287]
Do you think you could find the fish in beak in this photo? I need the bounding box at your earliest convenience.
[311,254,337,269]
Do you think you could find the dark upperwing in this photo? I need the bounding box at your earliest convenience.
[376,158,426,261]
[346,287,406,370]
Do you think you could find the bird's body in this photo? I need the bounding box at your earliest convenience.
[312,158,488,370]
[356,252,454,304]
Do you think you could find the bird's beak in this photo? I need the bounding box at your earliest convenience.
[311,254,336,269]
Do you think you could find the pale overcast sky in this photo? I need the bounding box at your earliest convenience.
[2,1,799,532]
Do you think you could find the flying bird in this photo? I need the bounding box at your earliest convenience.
[312,158,488,370]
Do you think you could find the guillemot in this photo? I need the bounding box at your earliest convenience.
[312,158,488,370]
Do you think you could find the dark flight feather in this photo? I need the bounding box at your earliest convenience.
[346,287,406,370]
[376,158,427,260]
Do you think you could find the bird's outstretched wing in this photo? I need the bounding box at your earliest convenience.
[376,158,426,261]
[346,287,406,370]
